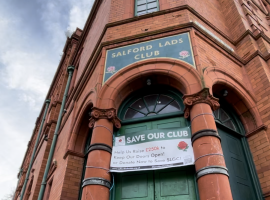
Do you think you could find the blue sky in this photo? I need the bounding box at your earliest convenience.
[0,0,94,198]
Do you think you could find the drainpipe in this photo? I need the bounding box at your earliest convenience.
[19,99,51,200]
[13,168,23,200]
[37,66,75,200]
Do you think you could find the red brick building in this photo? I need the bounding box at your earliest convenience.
[14,0,270,200]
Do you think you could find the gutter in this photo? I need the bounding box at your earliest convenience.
[19,99,51,200]
[37,66,75,200]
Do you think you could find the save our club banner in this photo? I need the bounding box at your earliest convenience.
[110,127,195,172]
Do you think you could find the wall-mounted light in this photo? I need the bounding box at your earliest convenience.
[147,79,151,86]
[222,89,228,97]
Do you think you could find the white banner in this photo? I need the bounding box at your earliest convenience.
[110,127,194,172]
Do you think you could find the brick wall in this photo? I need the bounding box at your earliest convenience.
[16,0,270,199]
[76,0,112,84]
[248,130,270,194]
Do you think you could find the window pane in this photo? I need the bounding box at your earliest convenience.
[138,0,147,5]
[130,98,147,114]
[158,100,181,114]
[223,120,236,131]
[137,11,147,16]
[213,110,219,119]
[147,0,157,3]
[220,108,229,122]
[144,94,158,112]
[125,108,145,119]
[147,113,157,116]
[155,95,173,112]
[137,4,147,11]
[147,2,157,9]
[147,8,158,13]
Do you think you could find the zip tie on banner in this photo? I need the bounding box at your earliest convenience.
[86,166,110,173]
[110,173,115,191]
[93,125,113,135]
[191,113,214,123]
[195,153,224,162]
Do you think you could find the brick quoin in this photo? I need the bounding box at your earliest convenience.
[14,0,270,200]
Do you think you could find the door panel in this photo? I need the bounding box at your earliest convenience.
[115,171,154,200]
[154,168,196,200]
[152,117,186,129]
[218,128,256,200]
[120,122,151,135]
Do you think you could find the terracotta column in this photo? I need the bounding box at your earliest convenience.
[183,88,233,200]
[81,107,121,200]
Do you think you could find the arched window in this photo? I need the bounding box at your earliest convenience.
[119,86,184,122]
[124,94,181,119]
[213,108,237,131]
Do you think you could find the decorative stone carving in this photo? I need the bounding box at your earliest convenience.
[183,88,220,118]
[89,107,121,129]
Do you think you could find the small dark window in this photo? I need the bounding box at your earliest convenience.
[124,93,181,119]
[135,0,159,16]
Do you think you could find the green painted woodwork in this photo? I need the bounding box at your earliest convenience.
[114,167,196,200]
[120,122,151,135]
[214,100,263,200]
[118,117,186,136]
[218,127,257,200]
[115,171,154,200]
[155,167,196,200]
[78,130,93,200]
[152,117,186,129]
[113,117,196,200]
[114,87,262,200]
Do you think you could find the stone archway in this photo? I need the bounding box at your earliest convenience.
[96,58,203,109]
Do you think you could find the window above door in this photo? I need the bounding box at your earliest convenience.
[118,86,184,123]
[214,108,236,131]
[125,94,181,119]
[135,0,159,16]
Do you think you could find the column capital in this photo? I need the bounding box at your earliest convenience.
[183,88,220,118]
[88,107,121,129]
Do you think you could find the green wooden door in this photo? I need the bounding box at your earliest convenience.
[115,171,154,200]
[154,167,196,200]
[218,128,257,200]
[114,117,196,200]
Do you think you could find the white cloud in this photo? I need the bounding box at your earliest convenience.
[67,0,94,32]
[0,0,94,197]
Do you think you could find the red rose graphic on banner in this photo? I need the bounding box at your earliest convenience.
[179,51,190,59]
[177,141,189,151]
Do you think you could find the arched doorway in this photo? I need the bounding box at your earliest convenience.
[110,85,198,200]
[213,99,262,200]
[78,129,92,200]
